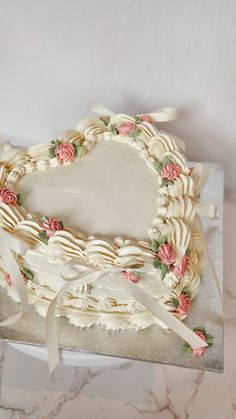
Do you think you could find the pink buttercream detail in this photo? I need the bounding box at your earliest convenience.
[122,271,140,283]
[139,114,155,124]
[192,331,207,356]
[55,143,75,163]
[157,243,176,265]
[41,217,62,238]
[160,163,181,181]
[117,122,136,136]
[172,256,190,278]
[177,293,191,315]
[0,188,17,205]
[4,272,13,286]
[4,272,28,286]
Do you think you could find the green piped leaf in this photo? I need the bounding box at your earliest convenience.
[153,259,162,270]
[129,128,141,139]
[186,247,191,256]
[151,240,159,252]
[132,270,144,278]
[193,326,207,336]
[182,287,192,299]
[153,161,162,173]
[151,236,168,252]
[161,263,170,280]
[110,126,118,135]
[50,139,61,146]
[161,156,172,166]
[59,221,64,229]
[160,179,171,188]
[74,143,84,158]
[205,334,214,345]
[38,231,49,245]
[158,235,168,245]
[134,115,141,123]
[16,193,23,206]
[181,343,192,354]
[21,267,34,281]
[171,297,179,308]
[100,115,110,126]
[39,215,48,224]
[49,147,56,158]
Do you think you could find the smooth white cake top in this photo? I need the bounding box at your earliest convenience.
[16,141,158,241]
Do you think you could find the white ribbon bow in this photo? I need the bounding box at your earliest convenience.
[46,259,208,375]
[87,100,177,122]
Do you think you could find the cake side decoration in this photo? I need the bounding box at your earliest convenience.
[0,187,22,206]
[38,216,64,244]
[181,327,214,357]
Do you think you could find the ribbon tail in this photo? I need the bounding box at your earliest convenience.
[143,107,177,122]
[46,270,101,376]
[114,276,208,350]
[87,100,115,116]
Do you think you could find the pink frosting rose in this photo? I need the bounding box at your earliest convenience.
[139,114,155,124]
[41,217,62,238]
[177,293,191,315]
[160,163,181,181]
[192,331,207,356]
[0,188,17,205]
[157,243,176,265]
[55,143,75,163]
[117,122,136,136]
[172,256,190,278]
[122,271,140,283]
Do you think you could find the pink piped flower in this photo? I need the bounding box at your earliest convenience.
[117,122,136,136]
[177,293,191,315]
[157,243,176,265]
[0,188,17,205]
[139,114,155,124]
[192,331,207,357]
[122,271,140,283]
[41,217,62,238]
[172,256,190,279]
[55,143,76,163]
[160,163,181,181]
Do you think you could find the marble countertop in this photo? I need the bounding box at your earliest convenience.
[0,193,234,419]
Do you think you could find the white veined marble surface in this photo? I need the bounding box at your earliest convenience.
[0,193,234,419]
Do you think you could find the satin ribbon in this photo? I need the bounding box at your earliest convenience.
[87,100,177,122]
[87,100,187,151]
[46,259,208,375]
[0,229,29,325]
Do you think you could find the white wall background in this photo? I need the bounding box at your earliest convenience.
[0,0,236,190]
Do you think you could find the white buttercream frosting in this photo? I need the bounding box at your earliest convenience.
[0,113,204,330]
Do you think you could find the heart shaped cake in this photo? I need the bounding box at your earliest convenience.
[0,110,204,332]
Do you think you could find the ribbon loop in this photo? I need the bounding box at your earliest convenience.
[87,100,177,123]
